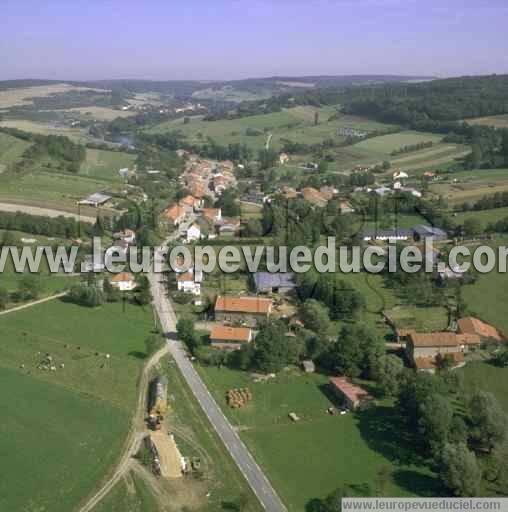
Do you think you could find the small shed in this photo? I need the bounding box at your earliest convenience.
[302,360,315,373]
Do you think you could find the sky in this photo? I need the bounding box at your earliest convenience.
[1,0,508,81]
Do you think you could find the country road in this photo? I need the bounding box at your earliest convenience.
[0,202,96,224]
[149,246,287,512]
[78,344,169,512]
[0,292,67,316]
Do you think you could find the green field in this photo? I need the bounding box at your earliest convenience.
[0,132,32,173]
[148,106,397,152]
[0,170,111,209]
[430,168,508,204]
[354,131,443,156]
[461,238,508,335]
[460,361,508,412]
[80,148,136,182]
[0,299,154,511]
[197,367,439,510]
[453,207,508,226]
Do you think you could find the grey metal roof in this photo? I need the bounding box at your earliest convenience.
[253,272,296,291]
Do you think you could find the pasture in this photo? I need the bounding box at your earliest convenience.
[453,207,508,226]
[0,131,32,173]
[197,367,439,511]
[147,106,397,152]
[80,148,136,181]
[65,105,135,121]
[0,299,154,512]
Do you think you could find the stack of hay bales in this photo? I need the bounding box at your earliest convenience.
[226,388,252,408]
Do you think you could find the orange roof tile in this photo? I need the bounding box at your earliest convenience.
[215,296,272,314]
[457,317,503,342]
[111,272,135,283]
[210,325,252,342]
[329,377,373,404]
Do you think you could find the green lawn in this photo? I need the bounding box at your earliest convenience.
[80,148,136,182]
[460,361,508,412]
[197,367,439,510]
[0,299,155,512]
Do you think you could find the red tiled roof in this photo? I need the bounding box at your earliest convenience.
[210,325,252,343]
[176,272,194,282]
[164,204,185,221]
[329,377,373,404]
[457,317,503,342]
[409,332,481,348]
[215,296,272,314]
[111,272,134,283]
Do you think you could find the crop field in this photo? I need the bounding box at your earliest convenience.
[0,170,112,209]
[353,131,443,156]
[0,119,92,143]
[389,143,470,172]
[65,105,135,121]
[197,367,439,511]
[80,148,136,181]
[384,306,449,332]
[148,106,397,152]
[0,299,154,512]
[429,168,508,204]
[0,83,109,109]
[465,114,508,129]
[0,132,32,173]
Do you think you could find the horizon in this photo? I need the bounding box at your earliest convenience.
[2,0,508,81]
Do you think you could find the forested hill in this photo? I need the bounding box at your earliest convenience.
[343,74,508,124]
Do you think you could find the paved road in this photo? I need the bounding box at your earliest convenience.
[149,247,287,512]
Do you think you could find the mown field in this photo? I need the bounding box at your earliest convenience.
[465,114,508,129]
[80,148,136,181]
[0,299,155,512]
[453,207,508,226]
[0,119,92,143]
[353,131,443,156]
[197,367,439,511]
[148,106,397,152]
[429,168,508,204]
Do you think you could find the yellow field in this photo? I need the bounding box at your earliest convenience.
[0,119,90,142]
[465,115,508,129]
[63,105,135,120]
[0,83,109,109]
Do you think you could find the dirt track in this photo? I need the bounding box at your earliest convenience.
[0,202,96,224]
[78,344,169,512]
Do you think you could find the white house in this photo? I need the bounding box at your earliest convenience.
[186,223,201,242]
[110,272,137,291]
[177,272,201,295]
[113,229,136,244]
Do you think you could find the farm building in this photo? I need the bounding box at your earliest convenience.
[413,352,465,373]
[215,295,272,327]
[78,192,112,207]
[148,375,168,418]
[179,195,203,212]
[362,228,412,242]
[457,317,503,342]
[210,325,253,350]
[217,217,241,236]
[412,225,448,242]
[329,377,374,410]
[201,208,222,223]
[110,272,136,291]
[253,272,296,294]
[406,331,481,369]
[302,187,328,207]
[113,228,136,244]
